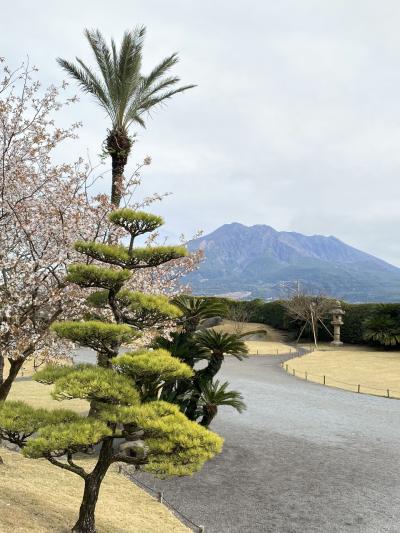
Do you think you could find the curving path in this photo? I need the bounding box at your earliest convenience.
[133,353,400,532]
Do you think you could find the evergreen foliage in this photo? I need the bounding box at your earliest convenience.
[197,379,246,427]
[112,350,193,400]
[57,28,195,206]
[51,367,140,404]
[172,294,228,333]
[0,207,224,532]
[109,209,164,237]
[51,321,138,360]
[67,264,131,290]
[363,309,400,347]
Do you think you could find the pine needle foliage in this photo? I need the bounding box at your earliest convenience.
[112,349,193,399]
[51,320,138,360]
[67,264,131,290]
[32,364,91,385]
[51,367,140,405]
[24,419,113,459]
[109,209,164,238]
[0,207,223,532]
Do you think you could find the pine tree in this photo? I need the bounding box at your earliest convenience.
[0,209,223,533]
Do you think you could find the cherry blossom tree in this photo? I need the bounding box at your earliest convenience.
[0,58,200,400]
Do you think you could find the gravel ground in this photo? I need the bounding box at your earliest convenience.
[131,354,400,533]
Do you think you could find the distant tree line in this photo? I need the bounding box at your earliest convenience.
[202,297,400,348]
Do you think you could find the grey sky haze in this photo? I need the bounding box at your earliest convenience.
[2,1,400,265]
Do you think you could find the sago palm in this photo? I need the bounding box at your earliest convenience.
[198,379,246,427]
[194,329,248,381]
[363,314,400,347]
[172,295,228,333]
[58,27,195,206]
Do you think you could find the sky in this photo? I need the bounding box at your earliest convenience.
[2,1,400,265]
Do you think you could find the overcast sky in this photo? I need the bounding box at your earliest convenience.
[2,1,400,265]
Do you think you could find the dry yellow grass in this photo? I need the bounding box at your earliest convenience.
[285,345,400,398]
[6,358,88,414]
[213,319,292,355]
[1,360,189,532]
[245,340,296,356]
[0,448,188,533]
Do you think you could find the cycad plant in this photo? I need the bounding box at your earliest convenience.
[172,294,228,333]
[0,209,223,533]
[194,329,249,382]
[58,28,195,206]
[197,379,246,427]
[363,312,400,347]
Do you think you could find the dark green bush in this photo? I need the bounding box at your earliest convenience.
[203,297,400,346]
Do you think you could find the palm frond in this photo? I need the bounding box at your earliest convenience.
[199,379,246,413]
[194,329,248,359]
[59,28,195,132]
[56,58,110,113]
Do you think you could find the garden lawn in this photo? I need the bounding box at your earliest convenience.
[0,359,189,533]
[286,345,400,398]
[0,448,189,533]
[214,319,293,355]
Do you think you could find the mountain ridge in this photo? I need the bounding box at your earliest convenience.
[185,223,400,302]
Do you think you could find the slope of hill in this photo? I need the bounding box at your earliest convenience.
[186,223,400,302]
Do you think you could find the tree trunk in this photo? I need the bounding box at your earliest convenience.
[0,358,25,401]
[111,154,125,208]
[107,129,132,208]
[185,353,224,420]
[72,440,113,533]
[0,354,4,386]
[200,405,218,427]
[196,353,224,383]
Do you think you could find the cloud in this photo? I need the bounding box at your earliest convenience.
[3,0,400,265]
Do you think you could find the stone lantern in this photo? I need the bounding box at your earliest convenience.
[330,300,345,346]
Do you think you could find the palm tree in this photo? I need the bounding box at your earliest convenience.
[194,329,248,382]
[197,379,246,427]
[184,329,248,420]
[172,295,228,333]
[363,314,400,347]
[58,28,195,206]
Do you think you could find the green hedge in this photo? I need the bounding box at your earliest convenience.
[202,297,400,345]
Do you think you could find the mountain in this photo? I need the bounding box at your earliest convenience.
[185,223,400,302]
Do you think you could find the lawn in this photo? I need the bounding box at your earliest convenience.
[0,448,188,533]
[213,319,293,355]
[285,344,400,398]
[0,359,189,533]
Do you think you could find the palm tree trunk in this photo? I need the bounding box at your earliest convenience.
[0,358,25,401]
[72,440,113,533]
[111,154,125,207]
[0,354,4,386]
[107,129,132,208]
[200,405,218,427]
[196,353,224,382]
[185,354,224,420]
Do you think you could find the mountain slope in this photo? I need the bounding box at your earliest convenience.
[186,223,400,302]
